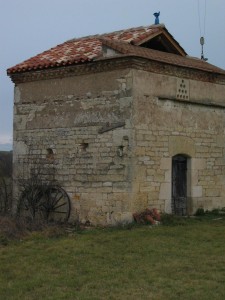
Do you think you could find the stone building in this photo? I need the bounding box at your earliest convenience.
[7,24,225,225]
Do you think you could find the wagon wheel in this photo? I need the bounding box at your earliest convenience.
[17,186,46,221]
[18,186,71,223]
[41,186,71,222]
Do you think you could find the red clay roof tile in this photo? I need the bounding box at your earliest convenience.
[7,25,164,74]
[7,24,225,76]
[100,38,225,75]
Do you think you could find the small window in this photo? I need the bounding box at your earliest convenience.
[46,148,54,160]
[79,142,89,152]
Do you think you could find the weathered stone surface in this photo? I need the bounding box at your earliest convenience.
[12,60,225,224]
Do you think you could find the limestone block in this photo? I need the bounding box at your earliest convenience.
[164,170,171,182]
[216,135,225,147]
[151,182,160,187]
[191,170,199,185]
[146,169,155,176]
[204,198,214,210]
[157,136,169,142]
[159,183,171,200]
[112,182,130,193]
[112,212,133,225]
[74,175,88,181]
[215,158,225,166]
[135,147,146,156]
[138,156,150,162]
[136,124,149,130]
[103,182,113,187]
[14,86,21,104]
[140,186,157,192]
[133,165,146,181]
[101,205,108,213]
[96,199,104,206]
[169,136,195,157]
[14,115,27,130]
[209,197,224,209]
[146,176,154,182]
[160,158,171,170]
[14,141,28,157]
[154,174,165,182]
[191,186,202,198]
[144,134,157,141]
[164,200,172,214]
[71,194,81,202]
[137,141,149,147]
[92,182,103,188]
[211,152,222,158]
[205,189,220,197]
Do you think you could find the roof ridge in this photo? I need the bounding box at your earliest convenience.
[7,23,225,76]
[67,24,165,43]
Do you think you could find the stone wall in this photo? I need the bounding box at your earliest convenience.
[132,69,225,214]
[13,69,134,225]
[13,62,225,224]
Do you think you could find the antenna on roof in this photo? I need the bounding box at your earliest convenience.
[198,0,208,61]
[200,37,208,61]
[153,12,160,25]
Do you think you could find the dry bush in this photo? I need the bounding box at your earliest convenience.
[0,151,12,178]
[0,214,71,246]
[0,151,13,215]
[0,215,27,245]
[0,177,12,214]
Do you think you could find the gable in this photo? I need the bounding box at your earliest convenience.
[138,30,186,56]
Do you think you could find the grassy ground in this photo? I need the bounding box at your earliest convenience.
[1,217,225,299]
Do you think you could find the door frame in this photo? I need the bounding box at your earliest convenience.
[171,154,191,216]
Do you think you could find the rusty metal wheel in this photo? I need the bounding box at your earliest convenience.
[18,185,71,223]
[41,186,71,222]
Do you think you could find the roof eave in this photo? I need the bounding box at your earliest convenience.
[96,54,225,77]
[8,55,225,86]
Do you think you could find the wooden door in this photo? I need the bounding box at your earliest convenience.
[172,155,187,215]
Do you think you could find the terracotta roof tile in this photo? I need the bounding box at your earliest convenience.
[7,25,163,74]
[7,24,225,76]
[100,38,225,75]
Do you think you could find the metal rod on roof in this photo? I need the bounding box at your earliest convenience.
[200,36,208,61]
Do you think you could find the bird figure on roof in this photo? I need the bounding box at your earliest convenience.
[153,11,160,25]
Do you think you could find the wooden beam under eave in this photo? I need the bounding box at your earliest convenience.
[162,30,187,57]
[134,30,163,46]
[158,36,181,55]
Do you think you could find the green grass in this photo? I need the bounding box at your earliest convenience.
[1,218,225,299]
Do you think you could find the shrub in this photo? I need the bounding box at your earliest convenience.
[195,208,205,216]
[0,177,12,214]
[0,216,27,244]
[160,214,188,226]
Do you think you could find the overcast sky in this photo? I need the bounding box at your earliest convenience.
[0,0,225,150]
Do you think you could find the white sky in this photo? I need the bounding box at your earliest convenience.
[0,0,225,150]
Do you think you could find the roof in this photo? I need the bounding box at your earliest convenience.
[7,24,225,76]
[101,38,225,75]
